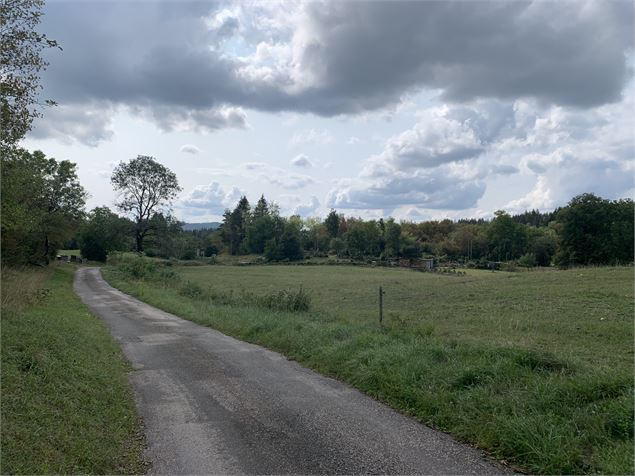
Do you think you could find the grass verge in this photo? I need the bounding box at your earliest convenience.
[103,255,634,475]
[1,265,147,474]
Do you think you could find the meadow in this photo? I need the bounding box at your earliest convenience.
[1,265,146,474]
[103,258,634,474]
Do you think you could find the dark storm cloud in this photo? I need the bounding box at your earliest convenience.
[299,0,633,111]
[38,0,633,124]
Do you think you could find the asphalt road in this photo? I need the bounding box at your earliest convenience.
[74,267,509,475]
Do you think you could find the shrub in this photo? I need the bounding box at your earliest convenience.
[178,281,204,299]
[258,288,311,312]
[518,253,537,268]
[180,249,197,260]
[204,245,218,257]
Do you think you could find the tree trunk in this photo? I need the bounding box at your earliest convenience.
[44,233,50,265]
[136,232,144,252]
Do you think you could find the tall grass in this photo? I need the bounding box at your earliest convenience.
[111,252,312,312]
[1,266,51,311]
[1,265,147,474]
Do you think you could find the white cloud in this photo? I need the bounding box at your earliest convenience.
[290,153,313,167]
[180,144,201,154]
[327,86,634,215]
[292,196,320,217]
[180,182,244,214]
[242,162,317,190]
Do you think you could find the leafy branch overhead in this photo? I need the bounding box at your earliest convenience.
[0,0,61,148]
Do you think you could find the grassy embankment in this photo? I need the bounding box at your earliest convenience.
[1,265,146,474]
[103,256,634,475]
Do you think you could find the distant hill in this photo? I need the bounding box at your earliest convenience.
[183,222,221,231]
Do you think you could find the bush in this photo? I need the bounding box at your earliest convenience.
[108,253,166,280]
[178,281,204,299]
[258,288,311,312]
[180,249,197,260]
[204,245,218,257]
[518,253,537,268]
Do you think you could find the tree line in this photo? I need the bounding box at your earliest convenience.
[2,147,632,268]
[213,192,633,267]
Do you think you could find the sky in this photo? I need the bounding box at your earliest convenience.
[22,0,635,223]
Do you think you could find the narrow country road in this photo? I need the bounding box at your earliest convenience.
[74,267,508,475]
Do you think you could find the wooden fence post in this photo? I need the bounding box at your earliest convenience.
[379,286,384,325]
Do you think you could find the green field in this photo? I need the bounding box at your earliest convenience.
[104,259,634,474]
[1,266,146,474]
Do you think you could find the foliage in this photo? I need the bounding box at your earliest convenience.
[258,287,311,312]
[487,210,527,261]
[345,220,383,259]
[221,196,251,255]
[0,0,61,149]
[264,226,304,262]
[155,191,630,267]
[556,193,634,266]
[324,209,340,238]
[518,252,537,268]
[111,155,181,252]
[79,207,133,261]
[1,148,86,265]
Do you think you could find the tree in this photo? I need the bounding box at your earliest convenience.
[111,155,181,252]
[264,220,303,262]
[324,209,340,238]
[79,207,133,261]
[1,148,86,264]
[487,211,527,261]
[252,194,269,219]
[221,196,250,255]
[143,213,187,258]
[383,218,401,258]
[1,0,61,149]
[555,193,634,265]
[246,214,276,254]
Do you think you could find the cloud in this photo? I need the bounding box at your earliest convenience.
[328,82,634,215]
[290,154,313,168]
[292,196,320,217]
[29,103,114,146]
[490,164,519,176]
[180,181,244,215]
[180,144,201,154]
[327,168,486,211]
[377,106,488,171]
[265,173,316,190]
[242,162,317,190]
[35,0,632,146]
[292,1,633,111]
[139,105,248,133]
